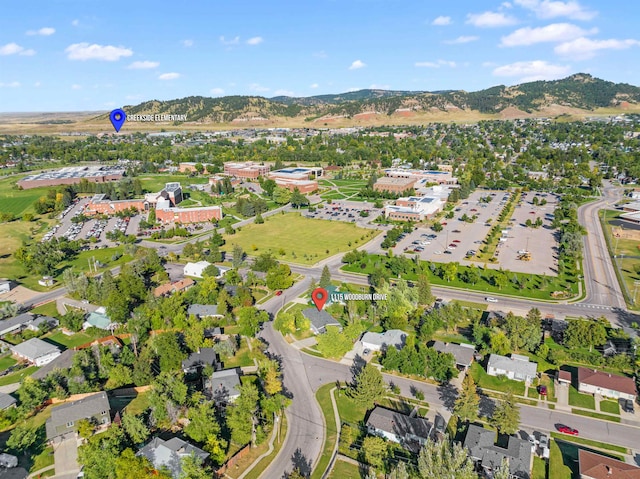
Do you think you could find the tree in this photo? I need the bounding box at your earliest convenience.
[490,330,511,356]
[259,359,283,396]
[417,274,433,305]
[319,265,332,289]
[255,212,264,224]
[417,436,476,479]
[290,188,309,208]
[493,271,508,290]
[274,311,296,335]
[227,382,259,446]
[185,400,223,446]
[180,452,213,479]
[361,436,387,468]
[115,449,162,479]
[262,178,277,197]
[564,318,607,352]
[60,310,85,332]
[432,222,443,232]
[237,307,268,337]
[77,419,94,439]
[443,262,458,282]
[7,423,38,455]
[17,377,47,410]
[273,187,291,205]
[350,363,386,409]
[202,264,220,278]
[232,244,245,268]
[316,326,352,358]
[153,332,187,372]
[122,413,149,445]
[389,461,409,479]
[266,264,293,290]
[502,311,542,352]
[454,375,480,423]
[491,391,520,435]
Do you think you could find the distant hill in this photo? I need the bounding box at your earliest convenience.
[99,74,640,124]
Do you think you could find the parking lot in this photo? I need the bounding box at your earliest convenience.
[392,190,560,276]
[305,199,384,228]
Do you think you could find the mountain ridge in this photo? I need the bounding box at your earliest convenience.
[98,74,640,124]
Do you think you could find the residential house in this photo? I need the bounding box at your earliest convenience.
[0,313,36,337]
[464,424,532,479]
[25,316,58,332]
[366,406,432,449]
[83,307,119,331]
[0,280,12,294]
[578,449,640,479]
[31,349,77,380]
[153,278,195,297]
[431,341,475,370]
[360,330,406,352]
[0,467,28,479]
[487,354,538,385]
[0,453,18,468]
[138,437,209,479]
[577,367,637,401]
[181,348,219,375]
[187,304,223,319]
[302,308,342,335]
[184,261,213,278]
[205,368,241,404]
[45,392,111,440]
[10,338,61,366]
[0,392,16,410]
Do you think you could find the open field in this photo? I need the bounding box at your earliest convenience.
[138,174,210,192]
[222,212,379,265]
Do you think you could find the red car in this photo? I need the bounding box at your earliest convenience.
[275,290,283,296]
[557,425,578,436]
[453,240,461,243]
[538,385,548,396]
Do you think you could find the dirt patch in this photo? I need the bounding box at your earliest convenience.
[499,106,534,119]
[353,112,379,120]
[0,285,44,304]
[393,109,416,117]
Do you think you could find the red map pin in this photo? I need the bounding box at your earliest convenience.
[311,287,329,311]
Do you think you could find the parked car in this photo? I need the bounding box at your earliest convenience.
[538,385,548,396]
[485,297,499,303]
[557,425,579,435]
[621,399,635,413]
[275,290,283,296]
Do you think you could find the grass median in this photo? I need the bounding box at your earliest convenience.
[311,383,339,479]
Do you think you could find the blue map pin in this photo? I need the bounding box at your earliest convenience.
[109,108,126,132]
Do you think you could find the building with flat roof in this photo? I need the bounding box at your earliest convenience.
[273,178,318,193]
[383,168,457,185]
[155,205,222,224]
[384,195,444,221]
[17,165,125,189]
[223,161,270,179]
[86,182,182,216]
[269,166,323,181]
[373,176,416,194]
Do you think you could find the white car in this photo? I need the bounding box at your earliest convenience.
[485,297,499,303]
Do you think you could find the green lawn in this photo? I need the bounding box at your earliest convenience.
[548,440,573,479]
[335,388,369,425]
[0,176,46,215]
[138,174,210,193]
[0,355,17,372]
[30,301,60,318]
[312,383,340,479]
[550,432,628,454]
[327,460,361,479]
[532,457,547,479]
[222,338,254,369]
[123,391,151,416]
[568,386,595,410]
[571,409,620,423]
[469,362,526,396]
[599,400,620,415]
[44,329,105,349]
[30,445,54,473]
[0,366,38,386]
[222,212,379,265]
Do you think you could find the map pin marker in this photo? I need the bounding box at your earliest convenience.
[109,108,127,132]
[311,287,329,311]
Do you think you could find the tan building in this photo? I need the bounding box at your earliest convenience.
[85,195,147,215]
[223,161,270,179]
[274,178,318,193]
[17,166,125,189]
[373,176,416,194]
[156,205,222,224]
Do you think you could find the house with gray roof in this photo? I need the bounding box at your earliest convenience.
[487,353,537,385]
[138,437,209,479]
[0,313,35,337]
[302,308,341,335]
[361,330,406,352]
[31,349,77,380]
[45,391,111,440]
[187,304,222,318]
[431,341,475,370]
[10,338,61,367]
[181,348,219,375]
[0,392,16,410]
[205,368,241,404]
[464,424,532,479]
[366,406,432,450]
[25,316,58,332]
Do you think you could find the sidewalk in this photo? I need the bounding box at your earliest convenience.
[291,337,317,350]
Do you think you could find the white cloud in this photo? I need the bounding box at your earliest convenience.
[466,11,518,27]
[71,19,79,27]
[349,59,366,70]
[220,36,240,45]
[493,60,571,82]
[310,83,319,89]
[274,89,294,96]
[182,39,194,47]
[249,83,270,92]
[347,87,362,92]
[246,36,263,45]
[0,43,36,56]
[482,61,498,67]
[128,60,159,69]
[514,0,597,20]
[501,2,513,8]
[158,72,181,80]
[432,16,452,26]
[444,35,479,44]
[415,59,457,68]
[0,81,21,88]
[313,50,328,58]
[26,27,55,36]
[555,37,640,59]
[500,23,596,46]
[210,88,225,96]
[71,84,82,90]
[65,43,132,61]
[34,81,41,87]
[370,84,391,89]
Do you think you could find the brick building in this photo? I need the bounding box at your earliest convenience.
[274,178,318,194]
[17,166,125,189]
[373,176,416,194]
[156,205,222,224]
[223,162,270,179]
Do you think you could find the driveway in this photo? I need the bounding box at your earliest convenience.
[52,434,80,479]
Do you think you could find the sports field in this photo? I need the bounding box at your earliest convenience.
[222,212,379,264]
[0,176,44,215]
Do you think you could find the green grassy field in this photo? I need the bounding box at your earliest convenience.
[30,301,59,318]
[469,362,526,396]
[600,400,620,415]
[0,176,45,215]
[334,389,369,425]
[45,329,105,349]
[548,440,572,479]
[571,408,620,423]
[327,460,360,479]
[549,432,628,454]
[0,356,17,372]
[568,386,595,409]
[0,366,38,386]
[138,174,210,192]
[222,212,379,265]
[312,384,340,479]
[532,457,546,479]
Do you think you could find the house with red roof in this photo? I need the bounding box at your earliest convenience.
[579,449,640,479]
[577,367,637,401]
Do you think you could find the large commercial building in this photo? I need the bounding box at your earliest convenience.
[274,178,318,194]
[85,182,183,215]
[17,165,125,189]
[384,195,445,221]
[373,176,417,194]
[156,205,222,224]
[383,168,457,185]
[269,167,323,181]
[223,161,270,179]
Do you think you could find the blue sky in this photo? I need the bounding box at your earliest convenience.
[1,0,639,111]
